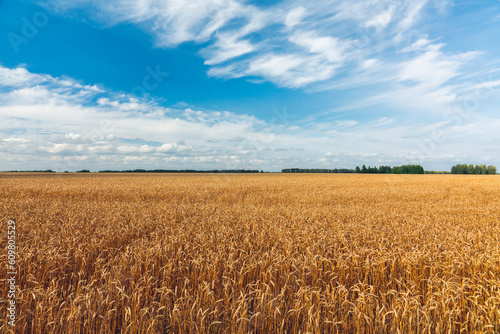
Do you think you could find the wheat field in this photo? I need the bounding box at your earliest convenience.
[1,173,499,333]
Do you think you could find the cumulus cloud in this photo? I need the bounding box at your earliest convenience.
[5,65,498,171]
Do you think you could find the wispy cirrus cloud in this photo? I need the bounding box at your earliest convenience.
[41,0,494,126]
[44,0,455,89]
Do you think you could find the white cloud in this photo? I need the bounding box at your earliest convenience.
[45,0,442,89]
[365,8,394,29]
[249,54,302,78]
[89,0,248,46]
[117,145,139,154]
[361,58,379,69]
[156,143,178,153]
[139,144,155,153]
[289,31,352,63]
[0,66,47,87]
[202,34,256,65]
[2,138,30,143]
[65,133,81,140]
[397,0,429,32]
[398,43,481,102]
[400,47,459,87]
[402,37,436,52]
[248,53,336,87]
[285,6,306,28]
[466,80,500,91]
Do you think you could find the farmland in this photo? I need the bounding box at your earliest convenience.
[1,173,499,333]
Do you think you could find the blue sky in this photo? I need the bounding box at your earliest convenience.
[1,0,500,171]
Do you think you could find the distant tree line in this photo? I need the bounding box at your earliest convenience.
[98,169,263,173]
[354,165,392,173]
[391,165,424,174]
[4,170,55,173]
[450,164,497,175]
[355,164,424,174]
[282,165,424,174]
[281,168,356,173]
[425,171,451,174]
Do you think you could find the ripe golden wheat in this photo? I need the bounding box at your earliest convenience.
[1,173,499,333]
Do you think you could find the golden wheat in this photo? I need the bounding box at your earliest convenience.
[1,173,499,333]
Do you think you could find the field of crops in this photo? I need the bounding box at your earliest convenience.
[1,173,499,333]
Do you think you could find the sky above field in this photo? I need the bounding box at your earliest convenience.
[1,0,500,172]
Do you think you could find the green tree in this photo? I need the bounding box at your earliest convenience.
[467,164,475,174]
[455,164,467,174]
[477,164,487,175]
[391,165,424,174]
[451,164,495,174]
[474,165,481,174]
[378,166,392,173]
